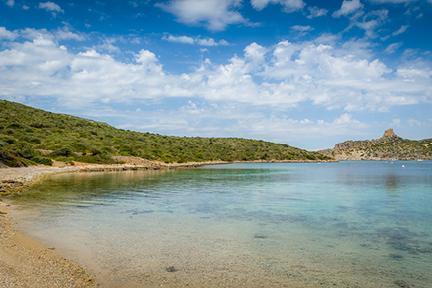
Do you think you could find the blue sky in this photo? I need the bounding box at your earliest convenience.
[0,0,431,149]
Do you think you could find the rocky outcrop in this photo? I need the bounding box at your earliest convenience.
[383,128,397,138]
[321,129,432,160]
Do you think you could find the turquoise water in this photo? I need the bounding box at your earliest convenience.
[12,161,432,288]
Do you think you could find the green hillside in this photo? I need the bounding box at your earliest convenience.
[320,129,432,160]
[0,100,330,167]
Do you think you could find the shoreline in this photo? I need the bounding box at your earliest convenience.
[0,159,336,196]
[0,159,336,287]
[0,201,96,288]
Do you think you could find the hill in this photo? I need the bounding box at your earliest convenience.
[320,129,432,160]
[0,100,331,167]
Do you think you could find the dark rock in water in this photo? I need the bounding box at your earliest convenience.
[394,280,411,288]
[165,266,177,272]
[389,253,403,260]
[254,234,268,239]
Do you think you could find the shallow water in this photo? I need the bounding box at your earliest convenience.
[11,161,432,288]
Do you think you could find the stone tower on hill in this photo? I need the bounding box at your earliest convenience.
[383,128,397,138]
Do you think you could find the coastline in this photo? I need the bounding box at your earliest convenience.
[0,201,95,288]
[0,159,335,287]
[0,159,336,196]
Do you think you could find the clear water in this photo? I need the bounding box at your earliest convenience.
[11,161,432,288]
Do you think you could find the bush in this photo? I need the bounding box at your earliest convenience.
[0,150,28,167]
[50,147,73,157]
[31,156,53,166]
[13,144,37,159]
[0,136,16,145]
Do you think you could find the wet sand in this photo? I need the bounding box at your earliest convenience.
[0,201,95,288]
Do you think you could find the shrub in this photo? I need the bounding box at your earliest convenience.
[0,150,28,167]
[50,147,73,157]
[31,156,53,166]
[0,136,16,145]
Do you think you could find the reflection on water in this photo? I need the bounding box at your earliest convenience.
[385,174,399,192]
[12,161,432,288]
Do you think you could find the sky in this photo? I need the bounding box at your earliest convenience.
[0,0,431,150]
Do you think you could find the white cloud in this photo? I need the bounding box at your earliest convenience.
[104,103,368,149]
[0,26,17,40]
[0,29,431,113]
[350,9,388,38]
[369,0,415,3]
[333,0,363,17]
[5,0,14,7]
[38,1,63,14]
[251,0,304,12]
[156,0,247,31]
[54,28,85,41]
[307,6,328,18]
[392,25,409,36]
[162,35,229,46]
[384,42,401,54]
[163,35,194,45]
[244,42,267,65]
[290,25,313,33]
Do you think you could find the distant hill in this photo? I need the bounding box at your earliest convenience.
[321,129,432,160]
[0,100,331,167]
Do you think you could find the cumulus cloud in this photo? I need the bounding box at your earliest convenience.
[307,6,328,18]
[156,0,247,31]
[104,101,368,149]
[0,28,431,112]
[38,1,63,14]
[54,27,85,41]
[5,0,14,7]
[333,0,363,17]
[0,26,17,40]
[162,35,229,46]
[251,0,304,12]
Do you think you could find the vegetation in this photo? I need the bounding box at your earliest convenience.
[0,100,331,167]
[321,129,432,160]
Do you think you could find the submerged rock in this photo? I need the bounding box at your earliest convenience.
[165,266,177,272]
[388,253,403,260]
[394,280,411,288]
[254,234,268,239]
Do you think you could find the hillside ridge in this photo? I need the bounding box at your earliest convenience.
[321,129,432,160]
[0,100,331,167]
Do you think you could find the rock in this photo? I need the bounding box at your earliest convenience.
[383,128,397,138]
[165,266,177,272]
[254,234,268,239]
[394,280,411,288]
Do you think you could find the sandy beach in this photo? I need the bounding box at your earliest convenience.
[0,163,164,287]
[0,200,96,288]
[0,161,227,287]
